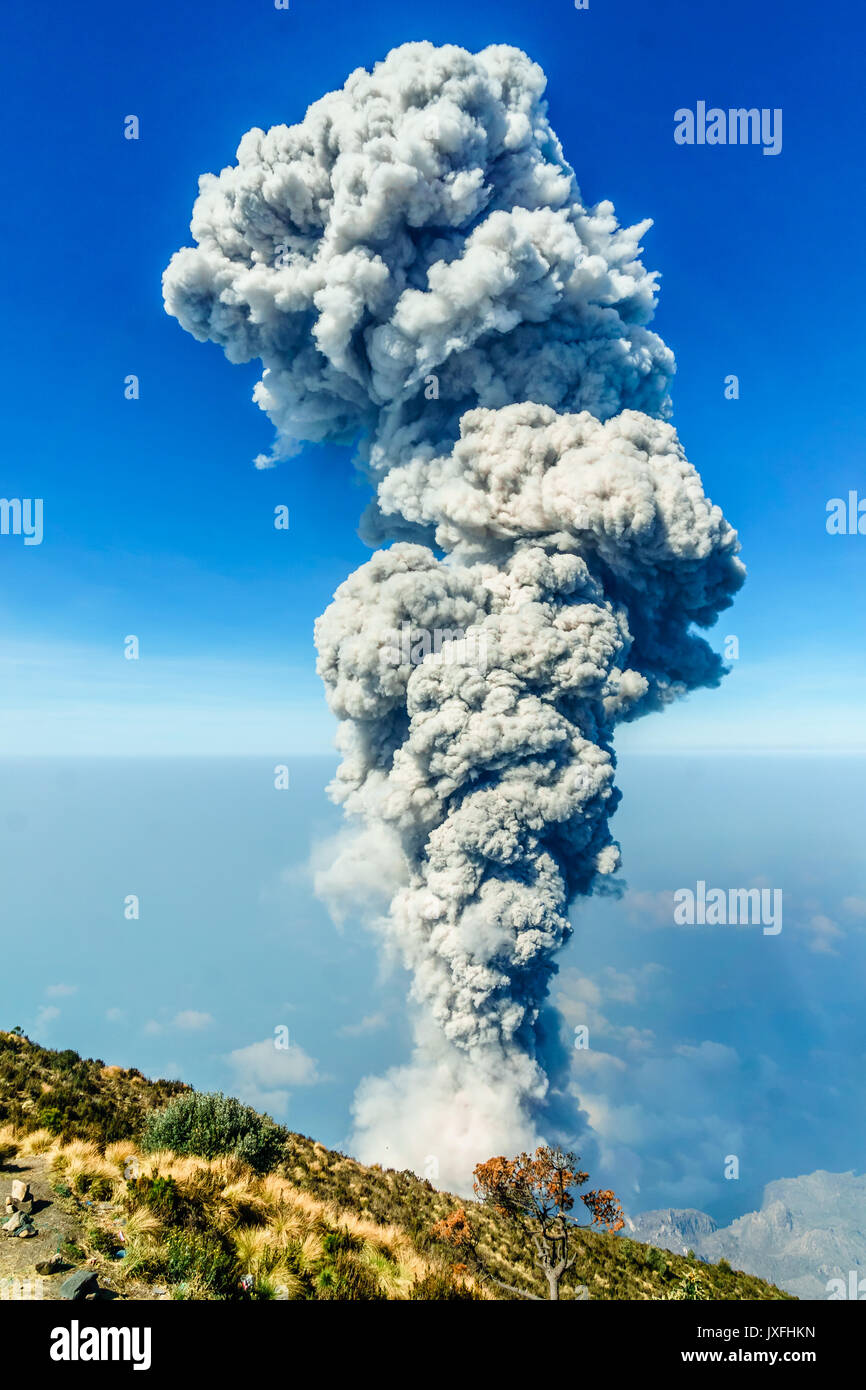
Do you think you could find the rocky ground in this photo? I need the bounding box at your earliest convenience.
[0,1153,163,1302]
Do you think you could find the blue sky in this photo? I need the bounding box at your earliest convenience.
[1,0,865,1221]
[2,0,865,754]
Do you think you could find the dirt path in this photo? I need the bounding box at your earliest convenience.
[0,1155,162,1302]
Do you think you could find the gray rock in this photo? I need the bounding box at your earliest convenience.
[2,1211,24,1234]
[625,1170,866,1300]
[59,1269,99,1301]
[624,1207,717,1255]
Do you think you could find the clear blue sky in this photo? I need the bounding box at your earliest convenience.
[1,0,864,754]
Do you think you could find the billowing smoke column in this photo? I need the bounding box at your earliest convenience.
[164,41,744,1189]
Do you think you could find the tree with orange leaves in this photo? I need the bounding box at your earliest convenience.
[433,1146,624,1301]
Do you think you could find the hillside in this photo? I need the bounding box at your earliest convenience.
[0,1031,794,1302]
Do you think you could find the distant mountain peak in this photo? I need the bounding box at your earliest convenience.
[627,1171,866,1299]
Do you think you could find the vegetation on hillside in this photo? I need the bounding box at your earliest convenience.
[0,1031,795,1302]
[0,1027,186,1141]
[434,1146,627,1299]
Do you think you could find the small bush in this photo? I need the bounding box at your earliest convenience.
[87,1225,121,1258]
[322,1227,363,1258]
[163,1229,238,1297]
[669,1273,712,1301]
[36,1107,64,1135]
[55,1050,81,1073]
[73,1172,113,1201]
[141,1092,287,1174]
[126,1171,208,1233]
[645,1245,669,1275]
[315,1253,384,1301]
[409,1271,482,1300]
[136,1174,181,1221]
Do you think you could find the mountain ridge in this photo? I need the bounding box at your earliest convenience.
[627,1172,866,1300]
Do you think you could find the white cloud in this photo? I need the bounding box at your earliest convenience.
[227,1036,322,1116]
[620,890,679,929]
[805,914,844,956]
[172,1010,214,1032]
[338,1013,387,1038]
[143,1010,214,1036]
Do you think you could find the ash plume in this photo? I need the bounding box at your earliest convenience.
[164,41,744,1189]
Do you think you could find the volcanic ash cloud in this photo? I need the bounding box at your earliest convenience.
[163,41,744,1189]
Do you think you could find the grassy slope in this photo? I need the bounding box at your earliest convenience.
[0,1032,793,1301]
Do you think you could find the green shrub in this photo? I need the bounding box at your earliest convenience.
[141,1092,287,1174]
[315,1254,384,1301]
[137,1174,181,1221]
[322,1227,363,1258]
[669,1273,712,1301]
[54,1050,81,1073]
[163,1229,238,1297]
[127,1171,208,1233]
[409,1271,482,1300]
[72,1172,112,1201]
[87,1225,121,1258]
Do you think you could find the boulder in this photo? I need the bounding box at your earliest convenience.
[59,1270,99,1301]
[10,1180,30,1202]
[2,1211,24,1234]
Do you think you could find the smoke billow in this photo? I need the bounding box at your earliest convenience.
[164,41,744,1189]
